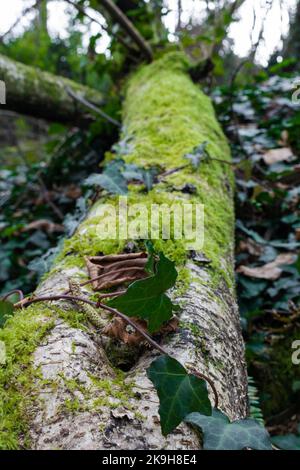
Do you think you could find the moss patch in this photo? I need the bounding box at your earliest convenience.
[53,52,234,288]
[0,305,54,449]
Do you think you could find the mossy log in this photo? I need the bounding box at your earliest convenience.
[0,53,104,126]
[0,53,248,450]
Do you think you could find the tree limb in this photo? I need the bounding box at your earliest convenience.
[97,0,153,61]
[0,53,105,126]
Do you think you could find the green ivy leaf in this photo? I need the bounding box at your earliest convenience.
[108,253,178,333]
[184,141,210,168]
[0,300,14,328]
[147,355,212,436]
[272,429,300,450]
[185,409,272,450]
[84,159,128,195]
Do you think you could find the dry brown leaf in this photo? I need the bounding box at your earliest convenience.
[262,147,294,165]
[239,238,263,257]
[103,315,179,346]
[278,130,289,146]
[237,253,296,281]
[86,252,148,290]
[296,228,300,242]
[64,185,82,200]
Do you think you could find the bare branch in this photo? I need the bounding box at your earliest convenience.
[63,0,138,56]
[66,86,121,127]
[97,0,153,61]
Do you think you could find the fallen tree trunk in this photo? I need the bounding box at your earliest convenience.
[0,53,248,450]
[0,53,104,126]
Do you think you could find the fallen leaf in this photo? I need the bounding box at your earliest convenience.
[238,238,263,257]
[86,252,148,290]
[107,253,178,333]
[278,130,289,146]
[64,185,82,199]
[262,147,294,165]
[237,253,296,281]
[103,315,179,346]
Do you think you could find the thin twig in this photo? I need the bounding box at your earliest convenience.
[13,273,126,308]
[37,174,64,221]
[188,367,219,409]
[1,289,24,302]
[63,0,138,58]
[13,290,219,407]
[66,86,121,127]
[98,301,167,355]
[159,155,235,181]
[98,0,153,62]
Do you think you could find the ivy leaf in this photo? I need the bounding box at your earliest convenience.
[123,165,159,191]
[0,300,14,328]
[84,159,128,195]
[185,409,272,450]
[271,433,300,450]
[107,253,178,333]
[147,355,212,435]
[184,141,210,168]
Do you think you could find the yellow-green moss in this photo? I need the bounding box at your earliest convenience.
[50,52,234,290]
[0,52,235,448]
[0,305,54,449]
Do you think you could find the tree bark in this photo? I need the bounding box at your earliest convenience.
[0,53,248,450]
[0,53,104,126]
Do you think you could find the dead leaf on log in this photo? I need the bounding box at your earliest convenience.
[86,252,148,290]
[262,147,294,165]
[237,253,296,281]
[103,315,179,346]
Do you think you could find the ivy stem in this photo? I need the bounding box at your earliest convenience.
[13,273,126,308]
[187,367,219,409]
[1,289,24,302]
[14,292,219,407]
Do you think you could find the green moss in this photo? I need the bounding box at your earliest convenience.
[58,371,136,415]
[52,305,87,330]
[0,53,235,447]
[89,371,134,404]
[51,52,234,290]
[0,305,54,449]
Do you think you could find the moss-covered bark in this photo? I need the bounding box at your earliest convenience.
[0,53,104,126]
[0,53,247,450]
